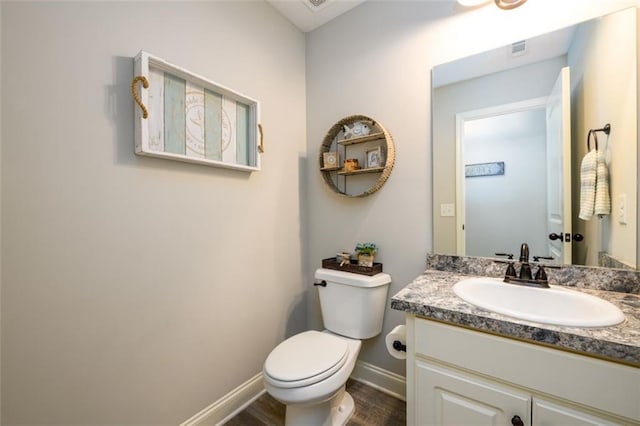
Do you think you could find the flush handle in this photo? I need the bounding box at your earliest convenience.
[392,340,406,352]
[314,280,327,287]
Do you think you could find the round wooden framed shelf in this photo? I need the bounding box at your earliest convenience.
[319,115,395,197]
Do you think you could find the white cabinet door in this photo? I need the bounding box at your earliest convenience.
[415,360,531,426]
[533,397,625,426]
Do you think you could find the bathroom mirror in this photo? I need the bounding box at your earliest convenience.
[432,7,638,269]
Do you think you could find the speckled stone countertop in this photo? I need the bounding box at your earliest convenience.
[391,255,640,367]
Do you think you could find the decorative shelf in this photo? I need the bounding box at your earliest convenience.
[337,132,385,146]
[337,166,385,176]
[319,115,395,198]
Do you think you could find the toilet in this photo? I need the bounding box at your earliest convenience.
[263,268,392,426]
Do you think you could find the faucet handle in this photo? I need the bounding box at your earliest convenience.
[533,255,553,262]
[534,265,548,281]
[505,262,517,278]
[495,252,514,260]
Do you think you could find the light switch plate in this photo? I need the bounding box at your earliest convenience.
[441,203,455,217]
[618,194,627,225]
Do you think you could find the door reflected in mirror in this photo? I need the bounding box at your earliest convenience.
[432,7,638,269]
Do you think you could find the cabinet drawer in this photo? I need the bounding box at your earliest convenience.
[533,397,625,425]
[413,318,640,421]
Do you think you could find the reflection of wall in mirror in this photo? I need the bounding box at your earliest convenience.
[432,56,566,256]
[569,8,637,269]
[464,110,547,259]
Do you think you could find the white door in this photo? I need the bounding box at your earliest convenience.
[416,360,531,425]
[545,66,572,264]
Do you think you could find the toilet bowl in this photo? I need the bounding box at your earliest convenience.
[263,330,362,404]
[263,269,392,426]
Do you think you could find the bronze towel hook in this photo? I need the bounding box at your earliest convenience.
[587,123,611,151]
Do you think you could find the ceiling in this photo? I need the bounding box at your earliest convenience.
[265,0,369,32]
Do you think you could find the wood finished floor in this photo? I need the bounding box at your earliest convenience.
[224,379,406,426]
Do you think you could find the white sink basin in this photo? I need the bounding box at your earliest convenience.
[452,277,625,328]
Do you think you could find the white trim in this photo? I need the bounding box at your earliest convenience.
[350,360,406,401]
[180,372,265,426]
[181,362,406,425]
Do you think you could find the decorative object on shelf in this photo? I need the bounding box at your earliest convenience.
[321,257,383,276]
[343,158,360,172]
[343,120,373,139]
[322,151,339,169]
[355,242,377,267]
[132,51,262,172]
[319,115,395,197]
[336,252,351,266]
[365,146,382,168]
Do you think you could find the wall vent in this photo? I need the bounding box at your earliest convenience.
[307,0,328,8]
[510,40,526,57]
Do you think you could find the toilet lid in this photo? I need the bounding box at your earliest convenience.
[264,331,349,388]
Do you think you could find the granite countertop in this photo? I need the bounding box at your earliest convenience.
[391,270,640,367]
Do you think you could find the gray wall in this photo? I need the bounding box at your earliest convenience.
[1,2,306,424]
[305,0,640,376]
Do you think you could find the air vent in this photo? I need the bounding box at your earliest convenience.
[307,0,327,7]
[510,40,526,57]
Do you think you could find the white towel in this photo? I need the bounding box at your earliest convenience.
[579,149,610,221]
[594,150,611,217]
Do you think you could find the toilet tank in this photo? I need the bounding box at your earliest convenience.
[314,268,392,339]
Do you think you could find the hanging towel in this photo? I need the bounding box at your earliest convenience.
[594,150,611,217]
[578,149,597,220]
[579,149,611,220]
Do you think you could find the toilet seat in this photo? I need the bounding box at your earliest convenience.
[264,331,349,388]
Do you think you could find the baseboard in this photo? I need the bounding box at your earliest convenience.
[180,372,265,426]
[181,361,406,425]
[350,360,406,401]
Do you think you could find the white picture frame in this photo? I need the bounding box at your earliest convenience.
[365,146,382,168]
[133,51,262,172]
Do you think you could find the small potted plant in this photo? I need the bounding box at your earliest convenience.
[355,243,377,267]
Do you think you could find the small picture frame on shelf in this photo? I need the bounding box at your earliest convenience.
[365,147,382,168]
[323,151,339,169]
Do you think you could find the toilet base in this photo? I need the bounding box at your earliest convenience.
[285,385,355,426]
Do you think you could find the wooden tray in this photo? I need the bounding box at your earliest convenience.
[321,258,383,276]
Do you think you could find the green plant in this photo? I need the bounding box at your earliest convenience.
[355,242,377,256]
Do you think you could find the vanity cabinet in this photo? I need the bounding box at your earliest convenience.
[406,317,640,425]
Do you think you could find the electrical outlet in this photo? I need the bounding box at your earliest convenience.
[440,203,455,217]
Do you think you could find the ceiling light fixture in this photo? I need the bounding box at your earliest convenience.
[457,0,527,9]
[457,0,491,6]
[494,0,528,10]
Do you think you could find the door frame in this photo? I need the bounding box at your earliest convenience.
[455,97,548,256]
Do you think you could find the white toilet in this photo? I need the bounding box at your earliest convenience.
[263,268,392,426]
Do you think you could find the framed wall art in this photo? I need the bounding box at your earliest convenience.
[132,51,263,172]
